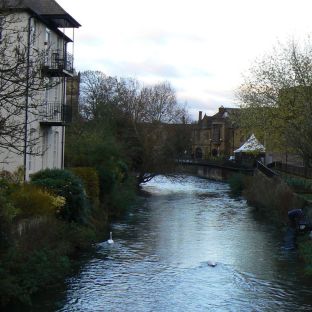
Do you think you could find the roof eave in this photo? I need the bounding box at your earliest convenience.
[41,14,81,28]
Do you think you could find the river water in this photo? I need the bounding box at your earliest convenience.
[43,176,312,311]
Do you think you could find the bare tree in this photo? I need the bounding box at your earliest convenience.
[140,82,184,123]
[76,71,191,184]
[79,70,118,120]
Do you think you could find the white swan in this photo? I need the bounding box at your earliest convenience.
[207,260,217,267]
[107,232,114,244]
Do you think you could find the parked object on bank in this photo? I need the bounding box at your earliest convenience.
[107,232,114,244]
[288,209,312,234]
[229,155,235,161]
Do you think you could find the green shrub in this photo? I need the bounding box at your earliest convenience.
[0,215,99,307]
[243,172,305,224]
[114,160,129,183]
[0,191,19,222]
[298,238,312,276]
[228,173,245,196]
[284,176,312,193]
[30,169,89,224]
[0,177,21,250]
[96,166,116,199]
[69,167,100,208]
[0,167,24,185]
[0,247,71,306]
[96,161,129,198]
[0,191,18,250]
[10,184,65,217]
[107,177,136,217]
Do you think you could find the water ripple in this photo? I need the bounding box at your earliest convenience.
[56,176,312,312]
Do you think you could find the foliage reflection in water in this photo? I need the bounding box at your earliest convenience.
[56,176,311,311]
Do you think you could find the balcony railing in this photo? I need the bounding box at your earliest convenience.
[39,102,72,125]
[42,49,74,76]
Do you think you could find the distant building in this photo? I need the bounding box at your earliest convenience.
[192,106,247,159]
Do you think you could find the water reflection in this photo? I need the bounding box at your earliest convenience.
[57,176,311,311]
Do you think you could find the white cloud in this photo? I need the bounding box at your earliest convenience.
[58,0,312,119]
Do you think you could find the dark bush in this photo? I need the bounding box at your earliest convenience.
[10,184,65,217]
[109,178,136,216]
[30,169,89,224]
[96,166,116,200]
[0,178,20,250]
[228,173,245,196]
[69,167,100,208]
[243,172,305,224]
[0,214,99,307]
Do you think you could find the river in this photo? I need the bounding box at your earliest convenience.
[38,176,312,311]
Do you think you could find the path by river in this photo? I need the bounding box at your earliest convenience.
[40,176,312,311]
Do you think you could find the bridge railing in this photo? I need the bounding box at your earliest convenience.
[256,161,279,178]
[176,158,254,174]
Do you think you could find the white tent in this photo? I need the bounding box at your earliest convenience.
[234,134,265,153]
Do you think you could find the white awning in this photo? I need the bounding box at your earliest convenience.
[234,134,265,153]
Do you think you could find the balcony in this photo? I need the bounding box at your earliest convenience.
[42,49,74,77]
[39,102,72,126]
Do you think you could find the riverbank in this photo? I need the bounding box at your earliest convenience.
[33,175,312,311]
[228,170,312,275]
[0,218,105,308]
[0,167,136,308]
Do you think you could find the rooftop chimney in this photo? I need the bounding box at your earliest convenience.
[199,111,202,121]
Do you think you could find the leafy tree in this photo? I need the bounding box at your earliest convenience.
[236,39,312,167]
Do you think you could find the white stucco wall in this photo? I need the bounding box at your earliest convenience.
[0,11,68,180]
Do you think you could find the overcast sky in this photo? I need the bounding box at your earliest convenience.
[58,0,312,120]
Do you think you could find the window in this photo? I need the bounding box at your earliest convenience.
[53,131,59,168]
[30,19,37,45]
[212,124,221,142]
[45,28,51,45]
[44,28,51,65]
[42,128,49,169]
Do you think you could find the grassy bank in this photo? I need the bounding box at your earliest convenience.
[0,167,136,307]
[228,171,312,275]
[0,218,100,307]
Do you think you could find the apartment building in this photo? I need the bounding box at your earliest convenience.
[0,0,80,180]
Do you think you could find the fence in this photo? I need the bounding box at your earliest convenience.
[269,161,312,179]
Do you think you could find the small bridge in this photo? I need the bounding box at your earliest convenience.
[177,159,279,181]
[177,158,254,181]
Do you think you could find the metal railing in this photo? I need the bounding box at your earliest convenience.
[39,102,72,124]
[269,161,312,179]
[256,161,279,178]
[176,157,255,174]
[44,49,74,74]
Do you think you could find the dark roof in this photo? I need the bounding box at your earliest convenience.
[211,107,239,119]
[199,107,239,129]
[4,0,81,28]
